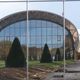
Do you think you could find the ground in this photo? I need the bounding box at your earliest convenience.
[45,60,80,80]
[0,60,74,80]
[0,68,26,80]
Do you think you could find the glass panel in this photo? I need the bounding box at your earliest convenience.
[52,27,57,35]
[42,28,46,36]
[42,36,46,45]
[21,36,26,44]
[30,37,35,44]
[30,28,36,36]
[47,36,52,44]
[47,28,52,35]
[52,22,57,28]
[57,35,61,41]
[36,37,42,44]
[30,20,36,27]
[42,20,46,28]
[58,26,63,35]
[47,21,52,28]
[36,28,41,35]
[52,36,57,44]
[9,25,15,36]
[36,20,41,28]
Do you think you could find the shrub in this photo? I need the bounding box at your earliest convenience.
[54,48,62,61]
[5,37,26,67]
[40,43,52,63]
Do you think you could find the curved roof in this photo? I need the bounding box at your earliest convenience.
[0,10,79,49]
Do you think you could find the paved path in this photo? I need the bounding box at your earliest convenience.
[44,60,80,80]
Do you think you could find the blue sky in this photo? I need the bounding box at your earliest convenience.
[0,1,80,36]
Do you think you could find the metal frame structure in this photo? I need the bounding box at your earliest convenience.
[0,0,79,2]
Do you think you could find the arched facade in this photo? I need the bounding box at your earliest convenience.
[0,11,79,60]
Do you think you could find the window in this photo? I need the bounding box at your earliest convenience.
[0,20,69,49]
[57,35,61,41]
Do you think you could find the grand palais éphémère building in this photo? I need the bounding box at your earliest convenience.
[0,11,79,60]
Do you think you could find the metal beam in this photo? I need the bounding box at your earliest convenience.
[29,0,80,2]
[0,0,79,3]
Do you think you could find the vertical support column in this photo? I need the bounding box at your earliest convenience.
[26,0,29,80]
[63,0,66,80]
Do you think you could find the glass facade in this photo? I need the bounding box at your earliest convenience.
[29,20,69,48]
[0,21,27,44]
[0,21,27,59]
[29,20,72,60]
[0,19,71,60]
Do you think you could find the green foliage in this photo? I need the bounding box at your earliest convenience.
[29,60,74,69]
[40,43,52,63]
[54,48,62,61]
[5,37,26,67]
[0,60,5,68]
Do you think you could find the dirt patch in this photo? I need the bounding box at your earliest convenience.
[0,67,57,80]
[0,68,26,80]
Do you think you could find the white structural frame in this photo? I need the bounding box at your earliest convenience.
[26,0,29,80]
[63,0,66,79]
[0,0,79,3]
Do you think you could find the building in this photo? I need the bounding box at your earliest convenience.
[0,11,79,60]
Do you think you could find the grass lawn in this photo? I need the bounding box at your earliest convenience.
[0,60,74,69]
[0,60,5,68]
[29,60,74,69]
[0,60,75,80]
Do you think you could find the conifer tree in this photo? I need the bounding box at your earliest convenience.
[40,43,52,63]
[5,37,26,67]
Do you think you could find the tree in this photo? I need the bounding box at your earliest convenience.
[40,43,52,63]
[0,40,12,60]
[54,48,62,61]
[5,37,26,67]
